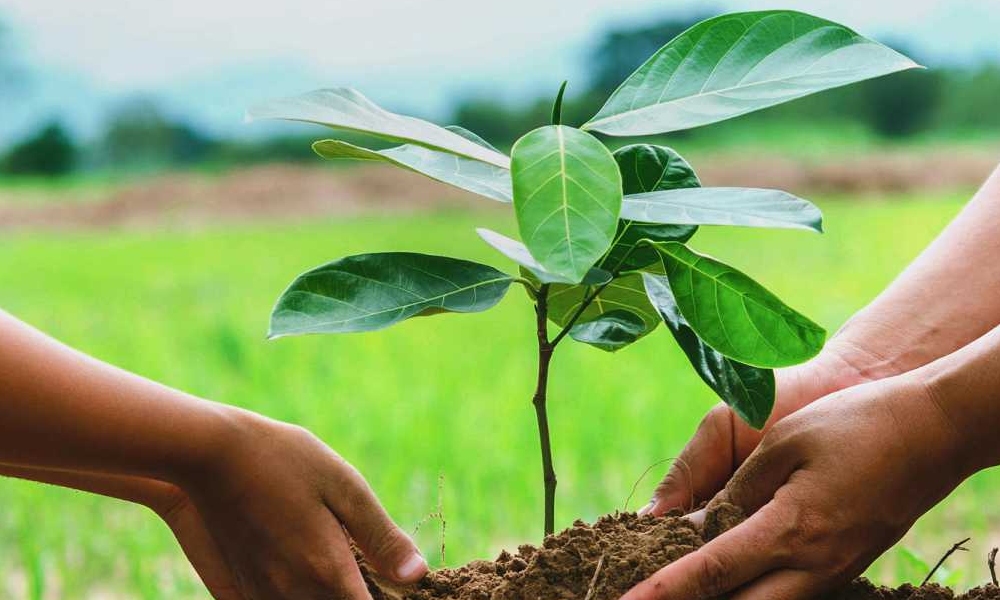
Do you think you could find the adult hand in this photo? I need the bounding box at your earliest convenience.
[172,411,427,600]
[624,373,969,600]
[644,343,873,515]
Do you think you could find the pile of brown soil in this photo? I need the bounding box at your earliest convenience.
[361,504,1000,600]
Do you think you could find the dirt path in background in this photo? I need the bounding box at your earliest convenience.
[0,149,996,232]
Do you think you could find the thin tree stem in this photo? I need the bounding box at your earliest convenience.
[532,284,557,536]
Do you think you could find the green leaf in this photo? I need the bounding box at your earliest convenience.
[551,80,568,125]
[603,144,700,272]
[247,88,510,168]
[511,125,623,283]
[622,187,823,232]
[603,221,697,273]
[615,144,701,194]
[269,253,513,338]
[582,10,920,136]
[545,273,661,351]
[568,310,646,352]
[476,228,611,285]
[649,242,825,367]
[444,125,501,153]
[643,273,775,428]
[313,139,512,203]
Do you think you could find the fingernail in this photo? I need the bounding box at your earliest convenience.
[686,508,706,527]
[638,500,656,516]
[396,553,428,581]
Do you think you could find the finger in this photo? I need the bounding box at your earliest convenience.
[719,430,800,516]
[621,505,788,600]
[325,459,427,584]
[160,499,246,600]
[280,515,376,600]
[646,404,738,515]
[730,569,820,600]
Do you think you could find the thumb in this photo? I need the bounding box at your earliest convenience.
[717,427,800,518]
[327,461,428,584]
[643,404,740,516]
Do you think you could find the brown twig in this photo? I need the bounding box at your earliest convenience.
[622,457,694,513]
[988,547,998,586]
[922,537,970,586]
[583,554,606,600]
[411,474,448,565]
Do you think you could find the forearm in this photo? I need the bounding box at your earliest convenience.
[0,309,242,484]
[0,462,177,511]
[827,165,1000,380]
[920,323,1000,475]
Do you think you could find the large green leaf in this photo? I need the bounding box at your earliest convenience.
[511,125,623,283]
[643,273,775,428]
[476,228,611,285]
[582,10,919,136]
[269,253,513,338]
[650,242,825,367]
[603,144,700,272]
[247,88,510,168]
[622,187,823,232]
[313,139,512,203]
[544,273,662,351]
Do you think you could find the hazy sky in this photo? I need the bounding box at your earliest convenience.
[1,0,997,142]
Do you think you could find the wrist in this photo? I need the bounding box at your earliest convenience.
[161,401,258,489]
[920,357,1000,476]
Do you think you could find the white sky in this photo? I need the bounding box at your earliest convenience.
[1,0,998,141]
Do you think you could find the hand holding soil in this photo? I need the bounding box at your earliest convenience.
[626,370,975,600]
[172,412,429,600]
[0,310,427,600]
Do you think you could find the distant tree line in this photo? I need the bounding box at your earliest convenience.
[451,14,1000,148]
[3,12,1000,178]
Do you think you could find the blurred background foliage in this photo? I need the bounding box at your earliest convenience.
[1,10,999,178]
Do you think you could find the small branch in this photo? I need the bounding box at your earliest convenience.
[513,277,540,299]
[583,554,606,600]
[988,547,998,586]
[922,537,970,586]
[550,281,612,348]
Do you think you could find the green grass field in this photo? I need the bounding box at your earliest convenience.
[2,193,998,598]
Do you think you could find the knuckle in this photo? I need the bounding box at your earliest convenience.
[362,524,409,565]
[302,552,339,588]
[693,551,734,598]
[702,404,733,442]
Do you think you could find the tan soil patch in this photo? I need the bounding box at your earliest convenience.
[1,148,997,232]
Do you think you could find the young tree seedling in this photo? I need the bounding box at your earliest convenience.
[250,10,919,537]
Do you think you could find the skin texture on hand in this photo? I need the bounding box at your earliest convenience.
[0,310,427,599]
[644,341,874,515]
[624,373,971,600]
[645,165,1000,517]
[178,413,429,600]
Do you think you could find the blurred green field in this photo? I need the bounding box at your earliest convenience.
[2,193,999,598]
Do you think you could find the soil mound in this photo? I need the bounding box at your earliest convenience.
[362,505,1000,600]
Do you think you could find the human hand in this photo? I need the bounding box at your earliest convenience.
[624,373,969,600]
[170,411,427,600]
[643,343,874,515]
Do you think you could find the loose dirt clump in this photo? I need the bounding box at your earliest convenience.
[361,504,1000,600]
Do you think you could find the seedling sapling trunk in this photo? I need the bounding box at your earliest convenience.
[252,10,918,539]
